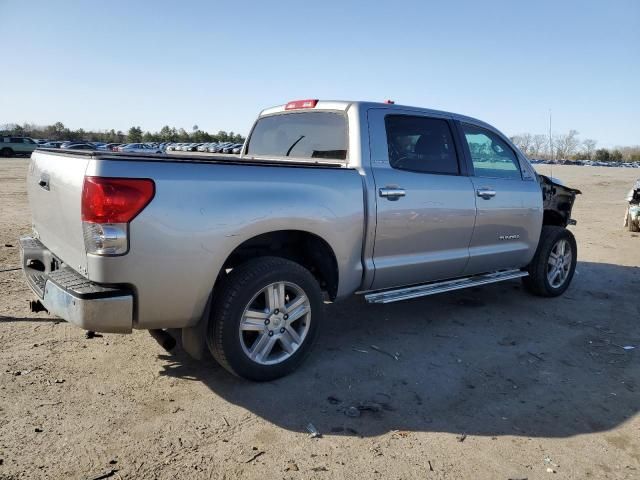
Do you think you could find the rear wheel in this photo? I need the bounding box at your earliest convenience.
[1,147,13,157]
[522,226,577,297]
[207,256,323,381]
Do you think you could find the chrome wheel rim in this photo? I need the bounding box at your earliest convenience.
[547,238,572,288]
[239,281,311,365]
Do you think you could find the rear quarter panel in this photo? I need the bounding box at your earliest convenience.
[85,160,365,329]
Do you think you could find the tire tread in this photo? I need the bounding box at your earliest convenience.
[522,226,577,297]
[208,256,321,380]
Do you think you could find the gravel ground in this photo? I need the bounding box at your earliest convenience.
[0,159,638,479]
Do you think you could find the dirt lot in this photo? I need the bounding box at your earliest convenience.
[0,159,638,479]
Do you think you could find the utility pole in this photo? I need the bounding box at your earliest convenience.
[549,109,553,162]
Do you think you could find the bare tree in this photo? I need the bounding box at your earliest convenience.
[510,133,533,156]
[554,130,580,160]
[582,139,597,160]
[531,134,548,158]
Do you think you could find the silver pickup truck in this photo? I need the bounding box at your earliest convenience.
[21,99,580,380]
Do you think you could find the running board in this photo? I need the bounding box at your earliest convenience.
[364,269,528,304]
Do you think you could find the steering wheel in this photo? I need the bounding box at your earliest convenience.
[388,142,411,168]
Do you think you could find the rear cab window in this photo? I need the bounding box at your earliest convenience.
[246,111,347,160]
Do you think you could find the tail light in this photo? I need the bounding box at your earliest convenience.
[81,177,155,255]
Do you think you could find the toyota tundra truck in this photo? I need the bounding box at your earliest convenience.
[20,99,580,381]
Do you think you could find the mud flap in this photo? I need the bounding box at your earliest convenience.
[181,294,212,360]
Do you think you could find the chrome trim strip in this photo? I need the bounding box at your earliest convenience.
[364,269,528,304]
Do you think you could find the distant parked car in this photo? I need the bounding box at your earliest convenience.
[223,143,243,154]
[41,141,64,148]
[60,141,88,149]
[213,142,234,153]
[1,136,38,157]
[62,143,95,150]
[119,143,163,154]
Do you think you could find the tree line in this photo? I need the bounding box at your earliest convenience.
[0,122,245,144]
[510,130,640,162]
[1,121,637,161]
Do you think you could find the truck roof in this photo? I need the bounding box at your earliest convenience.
[259,100,496,131]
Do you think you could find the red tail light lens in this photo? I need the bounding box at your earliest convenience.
[82,177,155,223]
[285,99,318,110]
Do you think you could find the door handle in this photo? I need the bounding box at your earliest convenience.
[379,187,406,200]
[476,188,496,199]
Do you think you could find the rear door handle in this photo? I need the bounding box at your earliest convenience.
[476,188,496,199]
[379,187,406,200]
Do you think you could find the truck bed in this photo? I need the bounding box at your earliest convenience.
[27,148,365,330]
[35,148,348,168]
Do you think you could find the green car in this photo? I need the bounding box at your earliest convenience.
[1,136,38,157]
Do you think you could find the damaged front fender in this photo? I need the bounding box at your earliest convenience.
[539,175,581,227]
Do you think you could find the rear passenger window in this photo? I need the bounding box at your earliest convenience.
[462,124,521,180]
[10,138,24,143]
[385,115,459,175]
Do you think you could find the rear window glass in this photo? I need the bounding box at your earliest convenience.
[246,112,347,160]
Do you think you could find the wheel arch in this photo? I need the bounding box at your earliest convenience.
[543,209,566,226]
[216,229,340,300]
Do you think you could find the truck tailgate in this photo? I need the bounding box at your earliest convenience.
[27,151,89,274]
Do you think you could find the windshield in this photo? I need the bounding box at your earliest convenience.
[246,111,347,160]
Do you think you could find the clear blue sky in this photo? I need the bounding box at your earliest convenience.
[1,0,638,147]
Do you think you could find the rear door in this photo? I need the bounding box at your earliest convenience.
[368,109,477,290]
[457,122,542,274]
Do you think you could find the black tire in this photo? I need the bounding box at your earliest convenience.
[522,226,577,297]
[207,256,323,381]
[1,147,13,157]
[628,210,640,232]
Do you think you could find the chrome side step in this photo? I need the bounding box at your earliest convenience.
[364,269,528,304]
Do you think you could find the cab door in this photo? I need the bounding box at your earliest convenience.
[368,109,477,290]
[456,122,543,274]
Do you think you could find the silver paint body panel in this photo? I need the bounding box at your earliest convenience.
[26,101,544,331]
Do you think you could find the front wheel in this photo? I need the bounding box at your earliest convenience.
[207,256,323,381]
[522,226,577,297]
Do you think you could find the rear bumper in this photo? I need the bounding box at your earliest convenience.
[19,236,133,333]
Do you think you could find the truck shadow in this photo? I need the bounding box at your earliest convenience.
[158,260,640,438]
[0,314,61,324]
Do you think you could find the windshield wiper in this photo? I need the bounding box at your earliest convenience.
[285,135,305,156]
